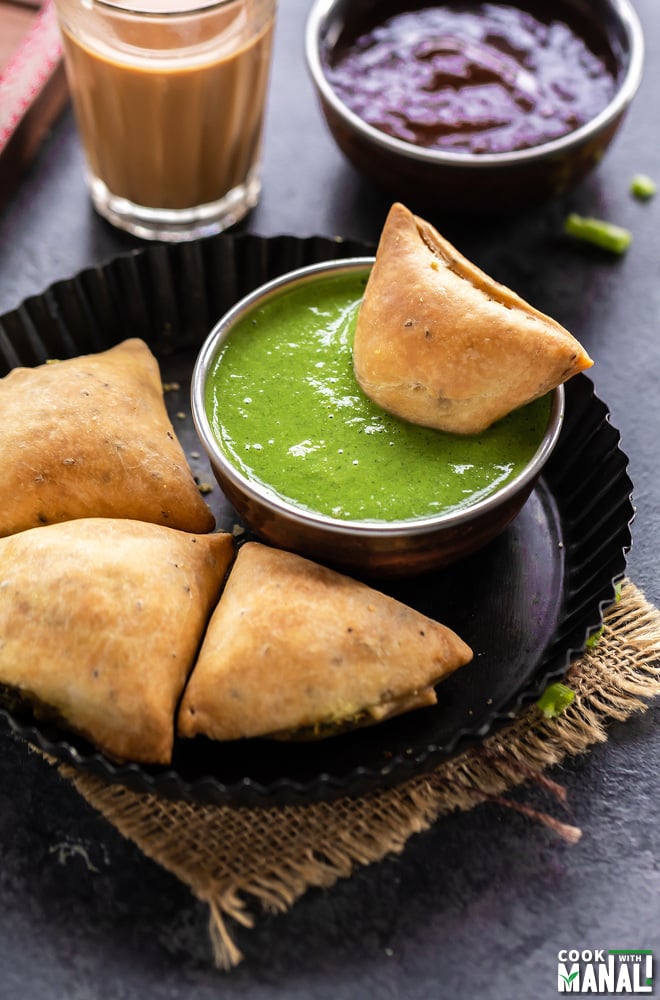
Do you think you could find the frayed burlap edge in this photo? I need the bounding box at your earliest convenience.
[53,579,660,969]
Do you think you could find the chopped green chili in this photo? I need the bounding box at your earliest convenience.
[564,213,632,254]
[630,174,657,200]
[537,682,575,718]
[585,583,621,650]
[586,626,604,650]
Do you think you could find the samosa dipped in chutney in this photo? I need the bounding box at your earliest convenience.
[353,203,593,435]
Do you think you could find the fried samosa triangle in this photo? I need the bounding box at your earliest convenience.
[178,542,473,742]
[353,202,593,435]
[0,338,215,537]
[0,519,234,764]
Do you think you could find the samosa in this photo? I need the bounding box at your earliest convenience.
[353,202,592,434]
[0,518,234,763]
[0,338,215,536]
[178,542,473,741]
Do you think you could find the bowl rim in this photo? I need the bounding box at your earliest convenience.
[304,0,645,169]
[191,257,566,540]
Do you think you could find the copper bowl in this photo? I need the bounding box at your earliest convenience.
[191,259,565,578]
[304,0,644,213]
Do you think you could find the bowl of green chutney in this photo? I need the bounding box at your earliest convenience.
[191,258,565,578]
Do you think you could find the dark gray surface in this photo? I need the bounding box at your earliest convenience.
[0,1,659,997]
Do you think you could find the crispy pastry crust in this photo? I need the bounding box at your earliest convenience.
[0,519,234,763]
[353,203,593,434]
[0,338,215,536]
[178,542,473,742]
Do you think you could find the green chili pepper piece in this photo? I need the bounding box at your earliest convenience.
[630,174,657,200]
[564,213,632,254]
[537,682,575,718]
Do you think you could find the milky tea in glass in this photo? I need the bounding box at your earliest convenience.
[53,0,276,241]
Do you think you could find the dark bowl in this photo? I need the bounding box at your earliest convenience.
[304,0,644,212]
[191,258,565,578]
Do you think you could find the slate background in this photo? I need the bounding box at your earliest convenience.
[0,1,658,997]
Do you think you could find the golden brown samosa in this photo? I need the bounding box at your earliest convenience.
[0,338,215,536]
[178,542,473,742]
[353,202,593,434]
[0,518,234,763]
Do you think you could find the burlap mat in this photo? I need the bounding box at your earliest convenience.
[54,579,660,969]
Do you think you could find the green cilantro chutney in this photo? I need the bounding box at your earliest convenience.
[206,269,551,522]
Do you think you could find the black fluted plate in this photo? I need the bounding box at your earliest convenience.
[0,233,634,807]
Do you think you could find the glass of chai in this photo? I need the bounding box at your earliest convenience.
[52,0,277,241]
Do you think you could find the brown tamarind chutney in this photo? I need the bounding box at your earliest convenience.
[324,2,617,154]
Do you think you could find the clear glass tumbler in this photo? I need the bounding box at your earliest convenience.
[52,0,277,241]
